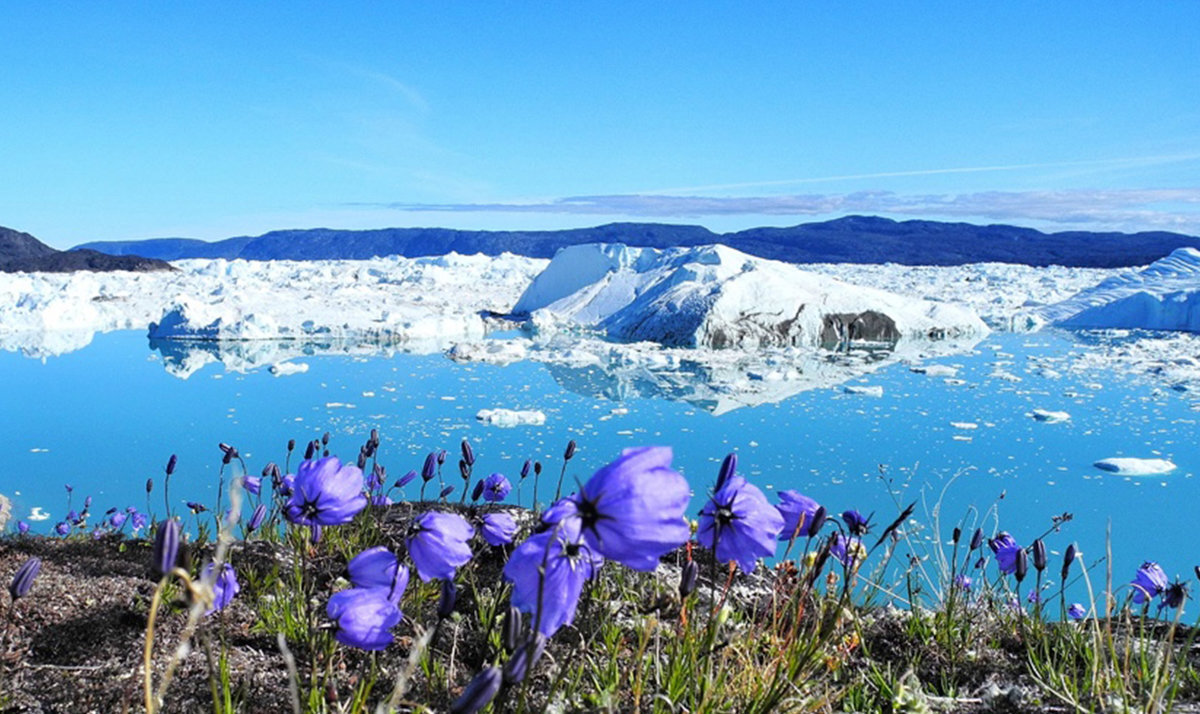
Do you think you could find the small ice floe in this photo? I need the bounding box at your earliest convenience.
[944,378,966,386]
[269,361,309,376]
[1093,457,1177,476]
[843,385,884,397]
[325,402,356,409]
[475,409,546,427]
[952,435,973,442]
[1031,409,1070,423]
[28,507,50,521]
[28,448,49,453]
[610,407,629,415]
[911,365,958,378]
[950,422,979,430]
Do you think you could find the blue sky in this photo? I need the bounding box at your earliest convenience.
[2,3,1197,248]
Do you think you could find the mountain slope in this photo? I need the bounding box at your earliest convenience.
[0,226,174,273]
[75,216,1200,268]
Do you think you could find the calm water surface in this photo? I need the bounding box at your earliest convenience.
[3,330,1196,591]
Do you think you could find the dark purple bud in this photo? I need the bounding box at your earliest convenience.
[1032,539,1047,572]
[84,496,91,509]
[471,480,485,502]
[64,484,73,493]
[973,556,985,570]
[287,438,296,453]
[396,470,417,489]
[461,438,475,467]
[437,580,457,619]
[270,463,281,480]
[422,452,438,481]
[165,455,177,476]
[715,453,737,491]
[970,528,984,551]
[186,501,207,514]
[1062,544,1078,581]
[439,485,455,500]
[952,527,962,544]
[370,428,379,444]
[310,524,322,544]
[8,557,41,600]
[808,506,827,537]
[262,462,275,477]
[450,666,502,714]
[304,441,316,460]
[357,450,367,470]
[520,460,531,479]
[502,633,547,685]
[153,519,181,576]
[564,439,577,461]
[222,450,233,465]
[502,605,521,652]
[437,449,447,466]
[679,560,699,598]
[459,460,470,481]
[248,504,267,533]
[533,461,542,476]
[1015,549,1028,583]
[146,478,154,494]
[219,442,232,454]
[322,432,330,446]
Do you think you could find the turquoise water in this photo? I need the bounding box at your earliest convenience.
[3,330,1196,592]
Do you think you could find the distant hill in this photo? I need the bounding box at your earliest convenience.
[75,216,1200,268]
[0,226,174,273]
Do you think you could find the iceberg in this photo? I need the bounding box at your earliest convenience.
[475,408,546,427]
[1092,457,1177,476]
[513,244,989,349]
[1041,248,1200,332]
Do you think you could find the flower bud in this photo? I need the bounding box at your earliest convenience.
[1015,549,1028,583]
[437,450,447,465]
[808,506,827,537]
[502,605,521,652]
[165,455,177,476]
[679,560,699,598]
[461,438,475,467]
[8,557,41,600]
[1062,543,1077,581]
[533,461,542,476]
[438,580,457,619]
[471,480,485,502]
[502,633,547,685]
[248,504,267,533]
[459,460,470,481]
[396,470,417,488]
[563,439,577,461]
[357,450,367,470]
[153,519,181,576]
[969,528,983,551]
[439,485,455,500]
[1032,539,1047,572]
[287,439,296,453]
[304,441,316,460]
[321,432,330,446]
[952,527,962,544]
[450,666,502,714]
[520,460,531,479]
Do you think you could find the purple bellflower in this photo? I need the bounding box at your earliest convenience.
[697,474,785,573]
[776,490,823,540]
[202,562,240,615]
[542,446,690,571]
[1160,579,1190,610]
[284,456,367,527]
[1131,561,1169,605]
[406,512,474,581]
[481,512,518,546]
[989,532,1022,575]
[450,666,502,714]
[841,509,873,536]
[831,534,866,569]
[327,587,402,651]
[483,473,512,502]
[504,522,603,636]
[9,557,41,600]
[247,504,266,533]
[347,547,410,603]
[1068,603,1087,620]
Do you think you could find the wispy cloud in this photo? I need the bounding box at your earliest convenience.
[352,187,1200,233]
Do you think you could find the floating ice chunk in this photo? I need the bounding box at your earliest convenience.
[1092,457,1177,476]
[1043,248,1200,332]
[446,340,529,365]
[475,409,546,427]
[950,422,978,430]
[28,507,50,521]
[843,385,884,397]
[269,361,309,376]
[1030,409,1070,423]
[911,364,958,378]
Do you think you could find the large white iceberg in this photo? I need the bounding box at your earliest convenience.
[1041,248,1200,332]
[513,244,989,349]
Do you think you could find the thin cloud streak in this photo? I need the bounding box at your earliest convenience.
[357,187,1200,232]
[643,153,1200,194]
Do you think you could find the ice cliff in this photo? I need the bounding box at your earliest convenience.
[512,244,989,349]
[1041,248,1200,332]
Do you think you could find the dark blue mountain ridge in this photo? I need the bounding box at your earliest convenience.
[74,215,1200,268]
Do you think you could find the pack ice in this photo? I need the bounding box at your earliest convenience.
[512,244,989,349]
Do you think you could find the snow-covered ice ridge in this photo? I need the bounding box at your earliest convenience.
[514,244,990,348]
[0,253,547,356]
[1038,247,1200,332]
